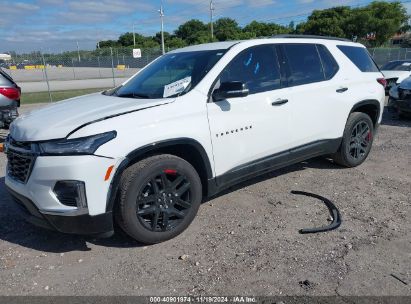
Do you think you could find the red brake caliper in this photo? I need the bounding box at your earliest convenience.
[366,131,372,142]
[164,169,177,175]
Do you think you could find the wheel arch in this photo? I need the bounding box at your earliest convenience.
[349,99,381,127]
[105,138,213,212]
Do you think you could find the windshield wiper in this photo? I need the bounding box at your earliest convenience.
[102,85,123,96]
[116,92,151,99]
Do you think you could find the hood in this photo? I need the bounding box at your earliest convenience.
[381,70,411,82]
[10,93,173,141]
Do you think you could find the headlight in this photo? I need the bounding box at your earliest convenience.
[38,131,116,156]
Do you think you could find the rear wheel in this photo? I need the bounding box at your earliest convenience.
[116,154,202,244]
[332,112,374,168]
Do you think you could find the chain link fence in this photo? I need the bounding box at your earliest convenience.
[369,48,411,66]
[1,47,411,103]
[1,47,163,84]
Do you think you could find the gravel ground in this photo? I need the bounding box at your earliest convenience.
[0,104,410,296]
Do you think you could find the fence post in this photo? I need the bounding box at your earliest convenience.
[71,58,76,80]
[97,56,102,78]
[41,53,53,103]
[110,47,116,87]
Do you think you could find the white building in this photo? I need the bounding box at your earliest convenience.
[0,53,12,61]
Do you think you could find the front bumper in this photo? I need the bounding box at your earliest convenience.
[7,186,113,236]
[5,154,121,236]
[393,99,411,113]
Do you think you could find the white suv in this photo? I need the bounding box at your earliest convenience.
[5,36,385,244]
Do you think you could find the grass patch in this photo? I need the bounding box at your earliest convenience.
[21,88,109,104]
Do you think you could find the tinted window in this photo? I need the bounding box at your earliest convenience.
[219,45,281,94]
[317,45,339,79]
[337,45,379,72]
[282,44,325,86]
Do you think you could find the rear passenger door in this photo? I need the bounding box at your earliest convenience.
[279,43,343,147]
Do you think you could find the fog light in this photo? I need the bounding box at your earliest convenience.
[53,181,88,208]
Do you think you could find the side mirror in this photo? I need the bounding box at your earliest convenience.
[212,81,249,101]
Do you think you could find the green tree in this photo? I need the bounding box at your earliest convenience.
[243,21,290,37]
[296,1,409,46]
[175,19,208,44]
[118,32,135,46]
[365,1,408,46]
[167,37,187,49]
[98,40,119,48]
[296,6,351,37]
[214,18,241,41]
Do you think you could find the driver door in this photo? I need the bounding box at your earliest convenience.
[206,44,293,181]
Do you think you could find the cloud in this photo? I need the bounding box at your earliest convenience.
[247,0,276,8]
[67,0,154,14]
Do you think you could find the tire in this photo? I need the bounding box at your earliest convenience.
[115,154,202,244]
[332,112,374,168]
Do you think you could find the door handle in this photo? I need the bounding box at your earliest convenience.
[336,87,348,93]
[272,99,289,106]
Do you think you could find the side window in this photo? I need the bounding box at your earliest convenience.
[317,44,339,79]
[282,44,325,86]
[219,45,281,94]
[337,45,379,72]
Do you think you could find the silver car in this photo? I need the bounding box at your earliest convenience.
[0,68,20,129]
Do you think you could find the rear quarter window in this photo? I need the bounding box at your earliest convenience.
[337,45,379,72]
[317,45,339,79]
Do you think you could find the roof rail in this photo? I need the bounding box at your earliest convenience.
[273,34,352,42]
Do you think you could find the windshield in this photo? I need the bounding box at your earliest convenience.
[112,49,226,99]
[381,61,411,71]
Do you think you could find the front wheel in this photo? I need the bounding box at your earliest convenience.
[115,154,202,244]
[332,112,374,168]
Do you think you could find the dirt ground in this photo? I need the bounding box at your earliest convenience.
[0,104,409,297]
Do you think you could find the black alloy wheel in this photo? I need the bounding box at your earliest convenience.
[116,154,202,244]
[347,120,372,160]
[332,112,374,168]
[136,169,192,232]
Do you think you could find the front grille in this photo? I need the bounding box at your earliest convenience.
[6,138,36,184]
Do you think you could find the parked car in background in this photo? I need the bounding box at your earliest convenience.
[0,68,20,129]
[0,59,10,69]
[381,60,411,94]
[388,76,411,118]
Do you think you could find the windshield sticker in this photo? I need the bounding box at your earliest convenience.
[163,76,192,98]
[402,62,411,66]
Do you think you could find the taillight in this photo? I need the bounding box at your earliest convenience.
[377,78,387,88]
[0,87,21,100]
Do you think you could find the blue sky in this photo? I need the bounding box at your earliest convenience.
[0,0,409,53]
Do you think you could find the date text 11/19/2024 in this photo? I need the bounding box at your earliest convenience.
[149,296,257,303]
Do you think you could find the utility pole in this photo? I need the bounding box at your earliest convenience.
[76,41,81,62]
[133,24,136,48]
[159,2,165,55]
[210,0,214,40]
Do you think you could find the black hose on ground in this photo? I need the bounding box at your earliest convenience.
[291,190,342,234]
